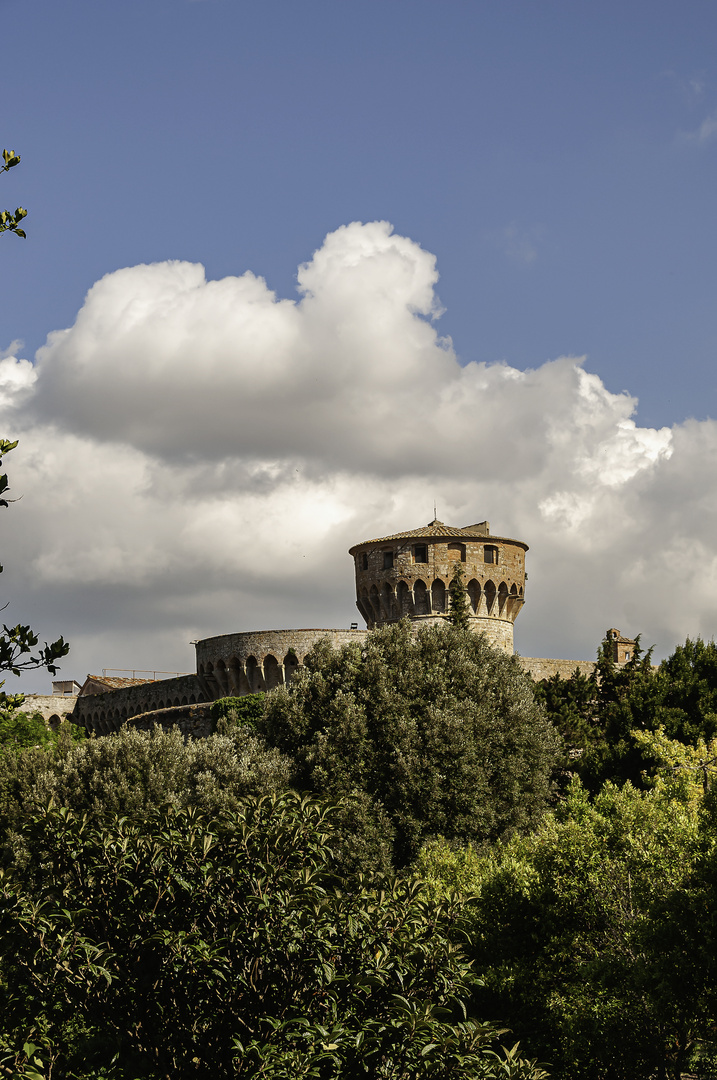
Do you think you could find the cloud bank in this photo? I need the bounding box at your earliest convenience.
[0,220,713,688]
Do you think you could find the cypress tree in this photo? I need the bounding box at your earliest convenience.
[448,562,470,630]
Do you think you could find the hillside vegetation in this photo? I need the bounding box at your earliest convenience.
[0,622,716,1077]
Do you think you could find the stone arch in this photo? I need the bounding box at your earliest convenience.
[357,588,373,626]
[369,584,381,624]
[205,661,215,693]
[189,694,196,705]
[397,580,413,617]
[510,583,518,596]
[284,650,300,683]
[173,697,180,707]
[498,581,509,615]
[246,655,265,694]
[414,579,429,615]
[432,578,446,614]
[467,578,481,613]
[484,580,497,614]
[181,696,188,706]
[519,585,523,597]
[215,660,230,696]
[447,542,466,562]
[381,581,396,621]
[264,654,282,691]
[48,713,61,730]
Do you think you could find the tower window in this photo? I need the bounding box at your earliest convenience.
[361,553,368,570]
[447,542,466,561]
[484,545,498,565]
[413,544,428,563]
[383,550,394,570]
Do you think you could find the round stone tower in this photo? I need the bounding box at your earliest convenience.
[348,518,527,653]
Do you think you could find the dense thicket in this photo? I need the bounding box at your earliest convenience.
[260,621,561,868]
[418,730,717,1080]
[0,793,546,1080]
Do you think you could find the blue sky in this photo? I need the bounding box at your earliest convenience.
[6,0,717,426]
[3,0,717,687]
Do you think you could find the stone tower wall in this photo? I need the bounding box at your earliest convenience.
[350,532,526,653]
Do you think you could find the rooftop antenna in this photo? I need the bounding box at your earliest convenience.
[433,499,437,521]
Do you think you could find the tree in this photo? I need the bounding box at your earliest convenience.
[0,440,68,707]
[537,632,717,793]
[418,777,709,1079]
[448,561,471,630]
[260,620,561,869]
[0,794,547,1079]
[535,631,663,791]
[0,149,27,237]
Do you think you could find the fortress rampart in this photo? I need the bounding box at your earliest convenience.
[195,628,367,697]
[73,674,211,735]
[28,516,635,737]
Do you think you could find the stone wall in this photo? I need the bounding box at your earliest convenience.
[128,702,214,739]
[18,694,79,726]
[195,628,367,696]
[518,657,596,681]
[59,630,610,739]
[73,673,210,735]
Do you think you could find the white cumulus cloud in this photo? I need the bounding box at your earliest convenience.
[0,220,714,689]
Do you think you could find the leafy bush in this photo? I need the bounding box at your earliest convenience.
[0,794,547,1079]
[211,693,265,731]
[0,708,57,752]
[0,724,292,855]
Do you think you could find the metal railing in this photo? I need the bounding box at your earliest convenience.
[101,668,192,680]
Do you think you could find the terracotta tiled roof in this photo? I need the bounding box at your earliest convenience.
[81,675,155,693]
[349,520,528,553]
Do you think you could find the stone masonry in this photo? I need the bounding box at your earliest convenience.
[349,518,527,653]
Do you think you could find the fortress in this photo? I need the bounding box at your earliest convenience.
[23,517,616,736]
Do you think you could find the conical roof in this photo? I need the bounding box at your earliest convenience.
[349,520,527,553]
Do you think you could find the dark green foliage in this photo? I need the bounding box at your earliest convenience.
[537,633,717,792]
[0,794,546,1079]
[448,562,471,630]
[419,780,710,1079]
[211,693,265,731]
[576,634,660,790]
[260,621,560,868]
[658,637,717,745]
